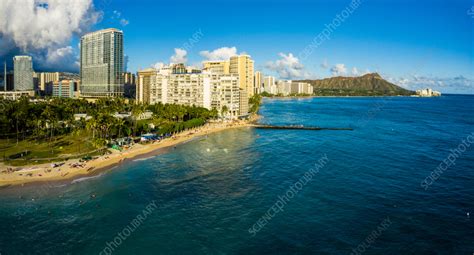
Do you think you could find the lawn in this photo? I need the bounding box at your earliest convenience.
[0,132,99,166]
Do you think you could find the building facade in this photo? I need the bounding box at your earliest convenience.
[0,90,35,100]
[137,68,156,104]
[13,56,34,91]
[35,72,60,95]
[210,73,240,118]
[263,76,276,94]
[52,80,76,98]
[254,71,263,95]
[167,73,211,109]
[80,28,124,98]
[203,61,230,75]
[123,72,137,98]
[230,55,254,97]
[239,89,249,116]
[136,65,249,118]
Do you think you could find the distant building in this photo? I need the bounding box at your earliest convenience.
[416,88,441,97]
[6,72,14,91]
[0,90,35,100]
[80,28,124,98]
[37,72,60,94]
[274,80,313,95]
[263,76,276,94]
[171,63,187,74]
[230,55,255,97]
[2,61,6,91]
[254,71,263,95]
[123,72,136,99]
[52,80,77,98]
[290,82,313,95]
[136,68,156,104]
[13,56,34,91]
[276,80,292,96]
[203,61,230,75]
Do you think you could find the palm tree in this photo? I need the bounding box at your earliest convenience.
[221,105,229,119]
[115,118,126,138]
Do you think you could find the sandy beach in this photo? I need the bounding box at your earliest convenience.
[0,118,256,188]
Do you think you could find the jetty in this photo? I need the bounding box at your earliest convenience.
[252,125,353,131]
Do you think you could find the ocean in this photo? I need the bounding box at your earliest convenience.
[0,95,473,254]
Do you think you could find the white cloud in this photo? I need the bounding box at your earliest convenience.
[170,48,187,64]
[265,53,310,79]
[351,67,359,76]
[0,0,101,71]
[120,19,129,26]
[200,47,238,61]
[45,46,78,68]
[389,75,474,94]
[152,62,166,70]
[113,10,129,27]
[330,64,347,76]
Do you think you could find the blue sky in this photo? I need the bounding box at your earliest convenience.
[94,0,473,93]
[1,0,473,93]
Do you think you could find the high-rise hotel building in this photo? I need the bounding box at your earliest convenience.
[13,56,34,91]
[80,28,124,98]
[137,64,248,118]
[230,55,254,97]
[203,61,230,75]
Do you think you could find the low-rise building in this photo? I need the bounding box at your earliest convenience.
[52,80,77,98]
[416,88,441,97]
[0,90,35,100]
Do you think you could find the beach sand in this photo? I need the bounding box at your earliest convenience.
[0,118,257,188]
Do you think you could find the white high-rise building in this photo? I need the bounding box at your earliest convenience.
[210,73,240,118]
[167,73,211,109]
[137,65,248,119]
[80,28,124,98]
[13,56,33,91]
[276,80,292,96]
[263,76,276,94]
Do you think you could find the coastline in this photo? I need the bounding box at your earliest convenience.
[0,118,256,188]
[263,95,416,99]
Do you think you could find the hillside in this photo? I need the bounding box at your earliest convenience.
[296,73,414,96]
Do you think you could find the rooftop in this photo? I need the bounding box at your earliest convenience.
[82,28,123,37]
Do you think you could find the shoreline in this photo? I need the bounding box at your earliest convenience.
[0,118,256,188]
[263,95,416,99]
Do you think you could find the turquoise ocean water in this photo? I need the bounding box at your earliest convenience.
[0,95,473,254]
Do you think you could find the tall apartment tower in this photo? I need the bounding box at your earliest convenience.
[80,28,124,98]
[254,71,263,95]
[13,56,34,91]
[230,55,255,97]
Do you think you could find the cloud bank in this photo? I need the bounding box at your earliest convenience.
[330,64,347,76]
[266,53,310,79]
[200,47,238,61]
[170,48,187,64]
[0,0,101,71]
[389,75,474,94]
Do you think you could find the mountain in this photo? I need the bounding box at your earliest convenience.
[296,73,414,96]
